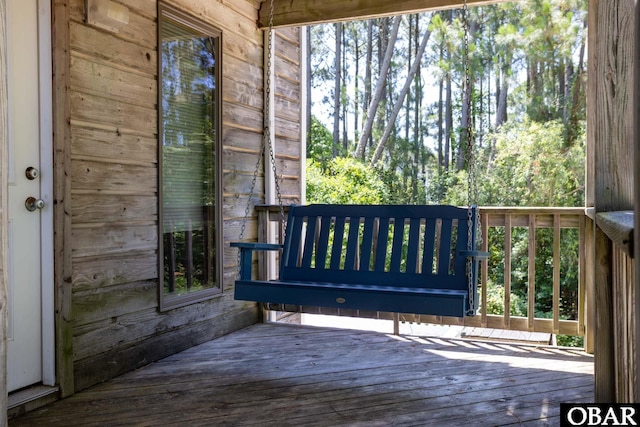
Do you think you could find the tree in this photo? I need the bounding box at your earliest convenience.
[307,115,337,167]
[353,16,401,159]
[332,22,342,154]
[370,14,434,166]
[433,119,585,207]
[308,0,587,207]
[306,157,389,204]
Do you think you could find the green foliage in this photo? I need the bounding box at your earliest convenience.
[162,229,212,295]
[430,118,585,208]
[306,157,389,204]
[557,334,584,348]
[484,280,527,317]
[425,118,585,347]
[308,115,342,167]
[484,119,585,207]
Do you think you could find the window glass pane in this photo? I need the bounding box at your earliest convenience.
[160,11,220,304]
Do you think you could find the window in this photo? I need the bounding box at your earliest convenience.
[158,4,222,310]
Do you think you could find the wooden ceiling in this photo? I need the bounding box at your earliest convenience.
[258,0,507,28]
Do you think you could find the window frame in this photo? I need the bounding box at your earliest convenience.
[158,3,224,311]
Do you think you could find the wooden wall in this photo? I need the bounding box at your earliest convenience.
[54,0,302,394]
[587,0,637,403]
[273,27,304,205]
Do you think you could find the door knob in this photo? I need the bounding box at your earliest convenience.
[25,167,39,180]
[25,197,45,212]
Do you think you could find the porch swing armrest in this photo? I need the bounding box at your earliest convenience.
[230,242,283,281]
[458,250,489,259]
[230,242,283,251]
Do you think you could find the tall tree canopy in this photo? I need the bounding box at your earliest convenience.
[307,0,587,208]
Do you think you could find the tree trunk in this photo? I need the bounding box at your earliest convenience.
[332,22,342,156]
[405,15,413,143]
[437,59,444,173]
[376,19,389,149]
[495,62,509,128]
[413,14,422,200]
[353,24,360,143]
[353,16,401,159]
[306,26,312,152]
[486,50,492,134]
[444,78,452,170]
[444,35,452,170]
[478,65,484,147]
[363,20,373,155]
[564,60,574,125]
[567,18,587,146]
[457,19,476,171]
[437,30,444,174]
[342,24,348,152]
[559,57,567,124]
[370,15,433,166]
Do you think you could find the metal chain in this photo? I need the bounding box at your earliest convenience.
[237,0,285,279]
[462,0,476,315]
[265,0,287,231]
[237,116,265,280]
[238,143,265,243]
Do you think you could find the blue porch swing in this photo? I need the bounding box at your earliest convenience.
[231,0,488,318]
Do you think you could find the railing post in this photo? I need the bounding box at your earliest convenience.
[257,209,269,282]
[257,208,279,323]
[585,213,596,354]
[393,312,399,335]
[594,227,615,402]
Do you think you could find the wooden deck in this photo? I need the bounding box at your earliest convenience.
[10,323,594,426]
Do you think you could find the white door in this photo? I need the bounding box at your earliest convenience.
[6,0,54,393]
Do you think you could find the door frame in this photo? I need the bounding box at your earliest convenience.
[36,0,55,387]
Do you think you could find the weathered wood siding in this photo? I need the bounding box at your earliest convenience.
[274,27,303,205]
[57,0,302,393]
[587,0,637,403]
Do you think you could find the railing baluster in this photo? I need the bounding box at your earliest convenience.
[553,214,561,334]
[528,214,536,331]
[504,214,512,329]
[481,212,488,327]
[578,212,586,336]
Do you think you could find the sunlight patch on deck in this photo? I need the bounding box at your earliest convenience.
[300,313,558,346]
[425,348,593,374]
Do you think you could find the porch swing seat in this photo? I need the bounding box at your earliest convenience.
[231,204,488,317]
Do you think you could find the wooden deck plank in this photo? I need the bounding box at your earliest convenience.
[10,323,593,427]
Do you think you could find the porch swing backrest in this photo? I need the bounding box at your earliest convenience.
[232,203,484,317]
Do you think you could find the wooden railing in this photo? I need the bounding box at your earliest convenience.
[254,205,586,337]
[591,210,636,402]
